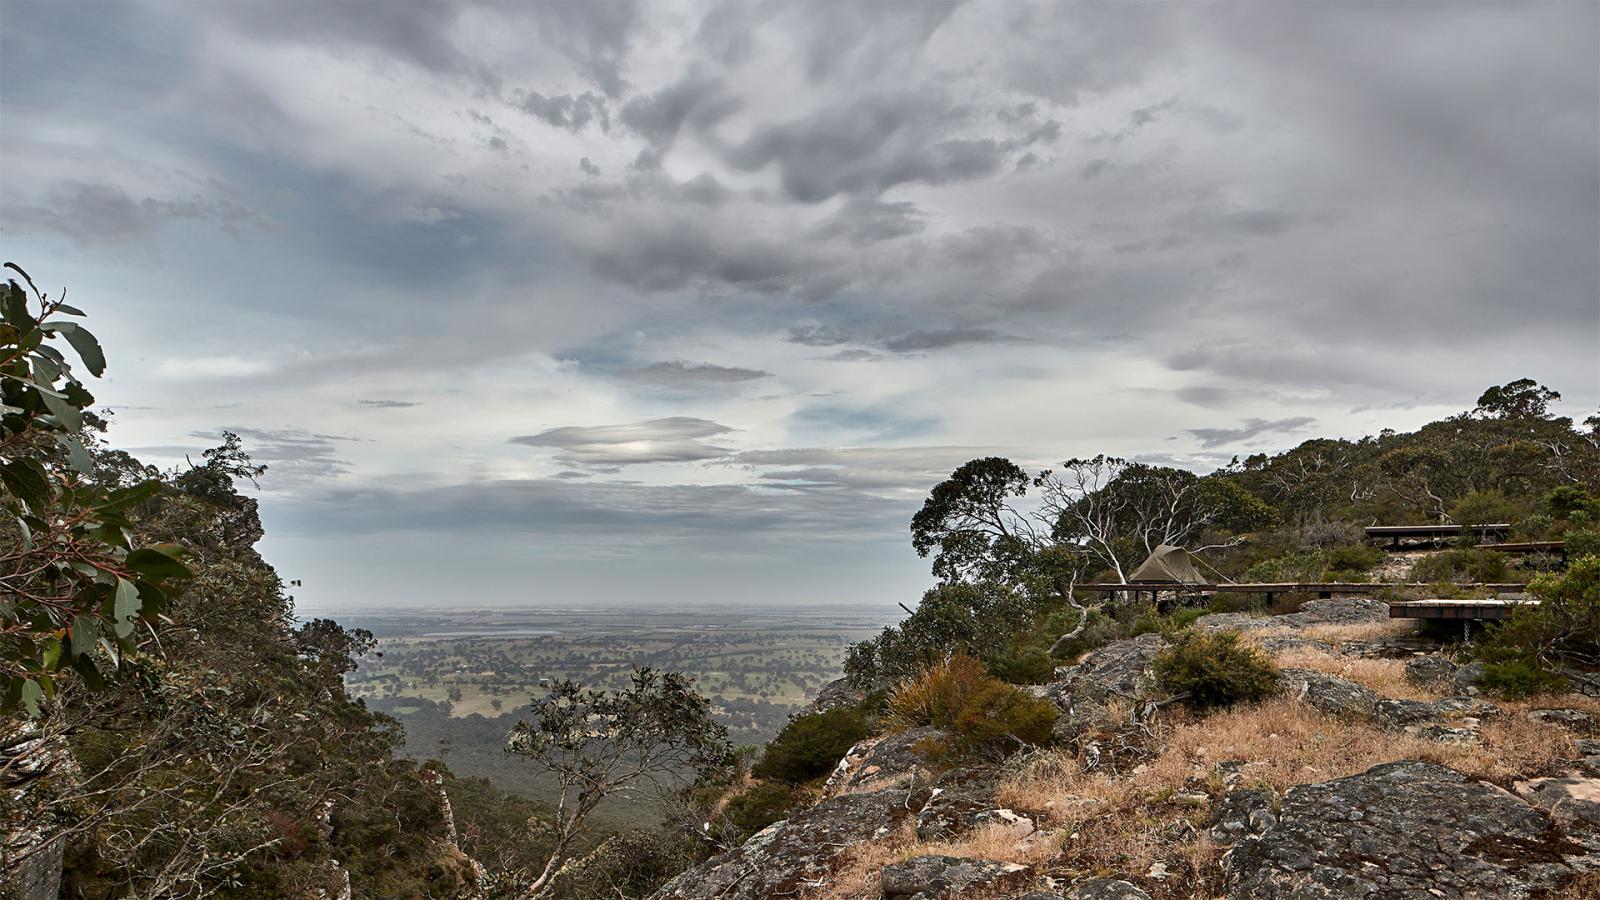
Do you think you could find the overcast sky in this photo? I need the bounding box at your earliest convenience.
[3,1,1596,613]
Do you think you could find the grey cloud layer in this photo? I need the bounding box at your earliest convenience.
[511,417,735,467]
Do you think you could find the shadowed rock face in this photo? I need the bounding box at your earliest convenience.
[824,726,944,797]
[651,789,918,900]
[1225,760,1581,899]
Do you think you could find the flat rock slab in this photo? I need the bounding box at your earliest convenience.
[651,790,915,900]
[1515,777,1600,828]
[1525,708,1599,734]
[880,855,1031,899]
[1225,760,1579,899]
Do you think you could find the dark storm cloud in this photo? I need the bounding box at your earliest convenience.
[587,218,817,293]
[579,157,602,177]
[880,328,1007,353]
[812,199,927,245]
[527,0,642,98]
[785,325,852,347]
[514,90,609,132]
[619,72,742,163]
[510,417,735,467]
[617,361,772,389]
[5,180,257,245]
[720,91,1009,203]
[1188,417,1317,450]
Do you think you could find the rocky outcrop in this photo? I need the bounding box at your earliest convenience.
[880,855,1031,898]
[1208,788,1278,846]
[804,676,876,716]
[1046,633,1170,706]
[1225,760,1582,898]
[1525,707,1599,733]
[1403,654,1458,689]
[1281,668,1380,720]
[651,789,918,899]
[824,726,943,797]
[1063,879,1154,900]
[1374,696,1499,743]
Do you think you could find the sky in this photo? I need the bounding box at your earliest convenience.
[2,1,1597,614]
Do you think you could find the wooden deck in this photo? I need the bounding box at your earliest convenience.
[1389,598,1534,621]
[1476,540,1566,556]
[1365,524,1511,548]
[1079,582,1527,602]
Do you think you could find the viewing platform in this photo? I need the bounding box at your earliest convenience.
[1079,581,1527,604]
[1388,597,1534,622]
[1364,523,1511,549]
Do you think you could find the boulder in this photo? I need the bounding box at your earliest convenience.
[880,855,1031,899]
[1451,661,1486,695]
[1063,878,1153,899]
[1403,655,1459,689]
[1281,668,1380,720]
[651,789,916,900]
[804,676,878,716]
[1208,788,1278,846]
[1046,633,1170,706]
[824,727,943,797]
[1224,760,1580,898]
[915,768,999,841]
[1575,738,1600,773]
[1525,708,1599,733]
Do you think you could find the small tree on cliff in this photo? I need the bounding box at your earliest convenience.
[506,668,732,898]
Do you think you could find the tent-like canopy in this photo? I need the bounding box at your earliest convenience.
[1128,544,1204,585]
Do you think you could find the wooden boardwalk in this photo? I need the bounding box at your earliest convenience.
[1365,524,1511,549]
[1389,597,1534,621]
[1079,581,1527,603]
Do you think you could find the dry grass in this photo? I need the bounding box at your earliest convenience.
[1269,645,1437,700]
[999,696,1578,823]
[1295,619,1418,644]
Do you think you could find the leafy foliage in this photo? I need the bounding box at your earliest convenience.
[1,266,191,713]
[751,705,869,785]
[713,781,797,843]
[1152,631,1282,710]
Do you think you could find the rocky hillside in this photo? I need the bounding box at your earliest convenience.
[654,588,1600,899]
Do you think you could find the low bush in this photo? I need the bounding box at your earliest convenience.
[751,706,870,785]
[1152,631,1282,710]
[1479,555,1600,682]
[1409,549,1509,584]
[1325,544,1384,579]
[886,654,1057,758]
[714,783,796,843]
[1567,530,1600,560]
[1477,658,1568,699]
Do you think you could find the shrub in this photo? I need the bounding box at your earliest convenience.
[1548,486,1600,522]
[1245,551,1326,583]
[1480,555,1600,679]
[1409,549,1508,584]
[714,782,796,842]
[886,654,1056,757]
[1477,658,1568,699]
[1325,544,1384,579]
[1449,490,1521,528]
[983,642,1057,685]
[1567,530,1600,560]
[751,706,870,785]
[1152,631,1281,710]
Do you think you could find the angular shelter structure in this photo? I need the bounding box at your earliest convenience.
[1128,544,1204,585]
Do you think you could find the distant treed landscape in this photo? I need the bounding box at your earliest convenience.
[334,606,888,805]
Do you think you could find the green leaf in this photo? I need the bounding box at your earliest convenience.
[72,654,106,691]
[15,516,30,552]
[126,546,191,580]
[59,435,91,474]
[38,388,82,431]
[41,638,62,670]
[98,480,161,513]
[18,679,42,717]
[60,324,106,377]
[1,282,28,328]
[54,303,86,316]
[113,578,140,638]
[70,616,97,658]
[0,458,52,509]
